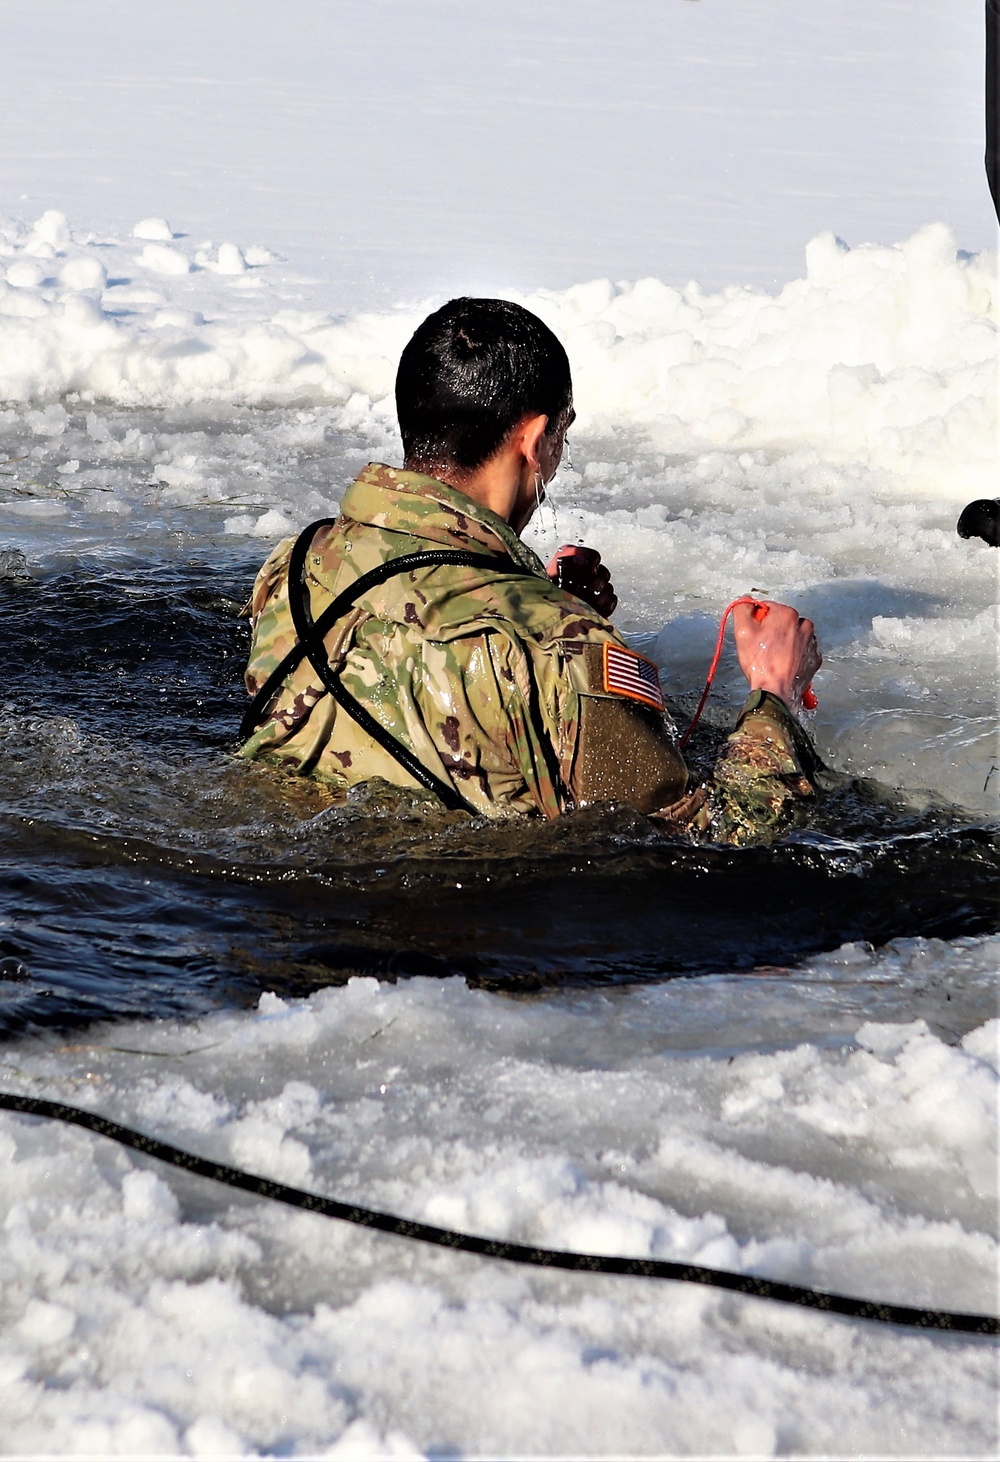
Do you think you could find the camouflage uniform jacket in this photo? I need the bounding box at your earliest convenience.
[239,464,818,843]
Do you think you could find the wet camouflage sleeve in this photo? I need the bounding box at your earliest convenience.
[685,691,818,846]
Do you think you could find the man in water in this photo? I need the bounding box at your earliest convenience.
[239,298,821,845]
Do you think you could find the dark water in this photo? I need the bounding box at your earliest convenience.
[0,556,996,1036]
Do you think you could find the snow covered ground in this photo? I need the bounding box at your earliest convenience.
[0,0,997,1456]
[1,949,998,1458]
[1,0,994,302]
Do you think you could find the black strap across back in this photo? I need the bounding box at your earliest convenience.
[239,517,536,813]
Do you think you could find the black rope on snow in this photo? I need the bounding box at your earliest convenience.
[0,1092,996,1337]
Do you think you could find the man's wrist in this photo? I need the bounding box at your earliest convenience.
[737,688,792,726]
[746,677,794,708]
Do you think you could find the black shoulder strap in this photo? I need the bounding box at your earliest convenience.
[239,518,537,813]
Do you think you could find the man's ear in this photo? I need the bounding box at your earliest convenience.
[514,413,549,469]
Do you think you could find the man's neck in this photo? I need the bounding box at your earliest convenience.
[405,453,520,526]
[403,413,546,534]
[453,462,520,524]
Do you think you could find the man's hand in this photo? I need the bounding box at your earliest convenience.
[732,599,821,710]
[546,545,618,618]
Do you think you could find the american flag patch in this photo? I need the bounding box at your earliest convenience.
[603,643,665,710]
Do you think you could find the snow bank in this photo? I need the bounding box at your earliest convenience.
[0,938,996,1457]
[0,211,995,499]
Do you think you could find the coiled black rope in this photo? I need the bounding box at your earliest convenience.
[1,1091,996,1336]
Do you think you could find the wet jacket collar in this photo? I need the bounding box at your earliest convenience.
[341,463,546,577]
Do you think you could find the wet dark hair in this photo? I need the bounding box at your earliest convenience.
[395,297,572,476]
